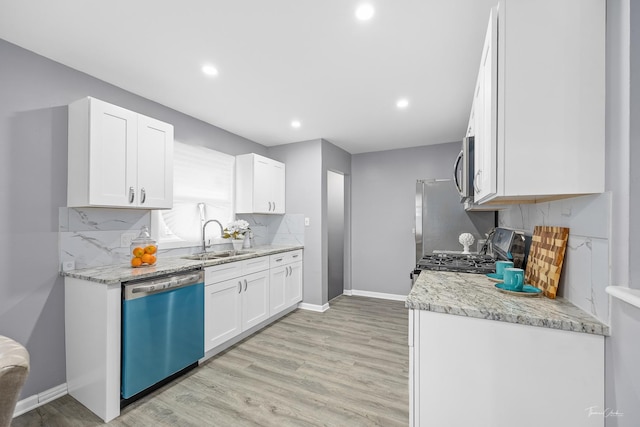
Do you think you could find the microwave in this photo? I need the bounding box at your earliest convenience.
[453,136,474,201]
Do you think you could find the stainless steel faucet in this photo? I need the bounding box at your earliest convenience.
[202,219,224,252]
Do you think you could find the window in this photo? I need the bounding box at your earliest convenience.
[151,141,234,248]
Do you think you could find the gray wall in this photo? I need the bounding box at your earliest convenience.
[351,142,460,296]
[0,38,265,399]
[269,140,324,306]
[605,0,640,425]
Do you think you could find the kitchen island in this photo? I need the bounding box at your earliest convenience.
[406,271,608,427]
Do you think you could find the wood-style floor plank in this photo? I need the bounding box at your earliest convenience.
[13,296,408,426]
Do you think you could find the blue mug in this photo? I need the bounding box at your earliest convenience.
[495,260,514,277]
[503,268,524,291]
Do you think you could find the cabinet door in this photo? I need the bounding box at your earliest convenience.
[241,271,269,330]
[269,266,287,316]
[204,279,242,352]
[474,7,498,203]
[253,157,273,213]
[286,262,303,306]
[136,115,173,209]
[271,161,286,213]
[88,99,138,207]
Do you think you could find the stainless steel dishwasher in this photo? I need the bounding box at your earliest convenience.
[121,270,204,404]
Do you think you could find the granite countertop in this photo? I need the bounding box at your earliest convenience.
[62,245,303,285]
[406,270,609,336]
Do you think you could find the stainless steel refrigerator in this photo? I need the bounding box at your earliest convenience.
[415,179,496,262]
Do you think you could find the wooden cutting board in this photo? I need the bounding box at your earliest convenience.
[525,226,570,299]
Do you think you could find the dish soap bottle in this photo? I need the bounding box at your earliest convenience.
[130,226,157,267]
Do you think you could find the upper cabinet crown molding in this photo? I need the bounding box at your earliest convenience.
[471,0,605,206]
[67,97,174,209]
[236,153,286,214]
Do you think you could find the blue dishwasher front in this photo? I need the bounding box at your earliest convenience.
[121,271,204,400]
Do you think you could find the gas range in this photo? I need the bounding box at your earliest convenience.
[411,253,496,283]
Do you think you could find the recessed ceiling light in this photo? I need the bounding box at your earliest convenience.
[291,120,301,129]
[355,4,375,21]
[396,98,409,109]
[202,65,218,77]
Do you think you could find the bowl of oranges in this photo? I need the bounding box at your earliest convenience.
[130,226,158,268]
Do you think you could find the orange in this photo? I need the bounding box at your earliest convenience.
[131,257,143,267]
[141,253,154,264]
[132,247,145,257]
[144,245,157,254]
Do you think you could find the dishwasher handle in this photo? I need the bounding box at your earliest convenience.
[124,271,203,300]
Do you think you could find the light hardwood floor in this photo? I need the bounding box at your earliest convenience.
[13,296,409,426]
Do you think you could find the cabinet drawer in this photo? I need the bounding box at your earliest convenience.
[270,250,303,267]
[205,262,243,285]
[242,256,269,275]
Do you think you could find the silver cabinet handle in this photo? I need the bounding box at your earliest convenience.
[285,266,289,277]
[244,279,248,292]
[129,187,135,203]
[474,170,482,193]
[275,257,283,262]
[140,187,146,204]
[238,281,242,293]
[292,254,299,258]
[288,266,292,275]
[273,202,276,212]
[268,201,272,212]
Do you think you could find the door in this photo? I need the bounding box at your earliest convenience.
[89,99,137,206]
[204,279,242,352]
[137,115,173,209]
[474,7,498,203]
[271,161,286,213]
[327,171,345,300]
[253,157,272,213]
[286,262,303,306]
[269,266,287,316]
[241,271,269,330]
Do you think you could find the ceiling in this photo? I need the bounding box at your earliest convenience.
[0,0,496,154]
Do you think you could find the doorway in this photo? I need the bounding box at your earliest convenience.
[327,170,345,301]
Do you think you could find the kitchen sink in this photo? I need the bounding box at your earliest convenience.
[182,250,255,260]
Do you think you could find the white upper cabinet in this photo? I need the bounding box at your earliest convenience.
[67,97,173,209]
[236,153,285,214]
[472,0,605,205]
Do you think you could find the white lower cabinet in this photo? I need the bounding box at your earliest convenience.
[204,257,269,352]
[241,271,269,330]
[286,262,302,306]
[409,309,604,427]
[269,250,303,316]
[204,278,243,351]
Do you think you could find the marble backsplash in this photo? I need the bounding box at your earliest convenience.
[59,208,304,270]
[498,192,611,324]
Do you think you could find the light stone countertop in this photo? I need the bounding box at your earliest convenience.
[62,245,303,284]
[406,270,609,336]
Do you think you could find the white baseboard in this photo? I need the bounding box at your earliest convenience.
[298,302,330,312]
[343,289,353,296]
[349,289,407,301]
[14,383,68,417]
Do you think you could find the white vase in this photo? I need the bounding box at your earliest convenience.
[232,239,244,252]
